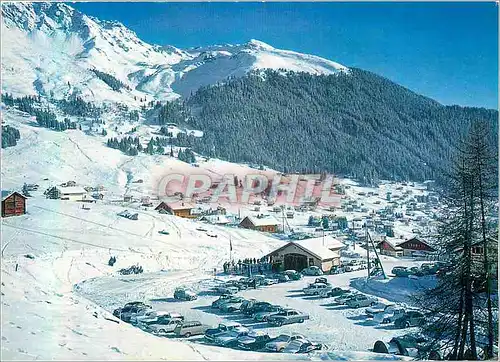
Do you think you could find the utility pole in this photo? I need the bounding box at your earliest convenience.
[365,224,371,279]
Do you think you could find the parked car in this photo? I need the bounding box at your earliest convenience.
[333,291,359,304]
[320,287,349,298]
[219,297,247,312]
[213,327,250,347]
[262,278,278,286]
[225,279,248,290]
[215,286,239,295]
[329,265,345,274]
[303,282,332,296]
[236,330,272,351]
[392,266,411,277]
[253,305,283,322]
[196,227,208,232]
[206,231,218,238]
[239,298,257,314]
[244,301,273,315]
[174,287,197,301]
[265,334,307,352]
[204,322,248,342]
[420,263,439,275]
[115,304,152,322]
[297,342,324,353]
[174,321,210,337]
[376,308,406,324]
[268,309,310,326]
[394,311,426,328]
[130,310,168,324]
[346,295,376,308]
[283,270,302,280]
[302,266,323,276]
[139,312,184,326]
[113,302,151,318]
[147,318,183,334]
[365,303,396,317]
[276,274,290,283]
[408,266,425,277]
[212,295,234,309]
[283,339,311,353]
[158,230,170,235]
[315,277,328,284]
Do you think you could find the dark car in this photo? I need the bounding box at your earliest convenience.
[394,311,426,328]
[236,331,272,351]
[298,342,323,353]
[204,322,248,342]
[244,301,273,315]
[315,277,328,284]
[113,302,152,319]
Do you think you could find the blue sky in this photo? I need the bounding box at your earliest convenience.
[72,2,498,109]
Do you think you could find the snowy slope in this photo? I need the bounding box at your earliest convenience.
[1,2,349,103]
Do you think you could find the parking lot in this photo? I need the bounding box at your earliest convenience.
[75,257,427,353]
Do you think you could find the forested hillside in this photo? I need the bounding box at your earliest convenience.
[180,69,497,181]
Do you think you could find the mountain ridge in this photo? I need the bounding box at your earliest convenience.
[1,2,348,103]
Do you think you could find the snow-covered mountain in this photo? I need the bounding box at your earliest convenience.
[1,2,348,103]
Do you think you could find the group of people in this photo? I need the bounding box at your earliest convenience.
[222,257,273,276]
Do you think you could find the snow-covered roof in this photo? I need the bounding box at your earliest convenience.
[2,190,12,201]
[303,235,346,251]
[1,190,25,201]
[268,238,340,261]
[56,186,87,195]
[294,238,340,261]
[164,201,195,210]
[242,215,279,227]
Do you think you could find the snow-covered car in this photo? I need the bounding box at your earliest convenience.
[147,318,183,334]
[130,310,167,324]
[213,327,250,347]
[314,277,328,284]
[213,295,244,309]
[206,231,218,238]
[262,278,278,286]
[302,266,323,276]
[265,334,306,352]
[375,308,406,324]
[333,291,359,304]
[215,286,239,295]
[219,296,247,312]
[138,312,184,327]
[283,270,302,280]
[196,227,208,232]
[365,303,395,317]
[235,330,272,351]
[211,295,235,309]
[303,282,332,296]
[253,305,283,322]
[267,309,309,326]
[204,322,248,342]
[346,295,376,308]
[113,302,151,318]
[174,288,197,301]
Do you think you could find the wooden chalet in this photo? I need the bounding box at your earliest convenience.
[1,191,27,217]
[397,237,436,257]
[155,201,195,218]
